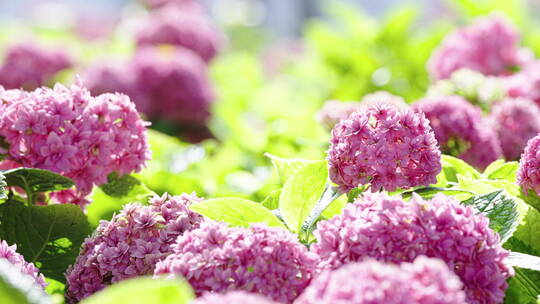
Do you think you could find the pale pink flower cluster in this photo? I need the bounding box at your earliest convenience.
[517,135,540,195]
[295,256,466,304]
[413,95,502,169]
[0,240,46,289]
[428,14,531,80]
[136,5,222,63]
[505,60,540,107]
[0,80,150,204]
[65,193,204,303]
[154,222,319,303]
[311,192,513,304]
[490,98,540,160]
[0,42,73,90]
[327,104,441,193]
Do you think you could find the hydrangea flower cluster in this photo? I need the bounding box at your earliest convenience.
[413,95,502,169]
[311,192,513,304]
[0,42,73,90]
[296,256,466,304]
[142,0,200,11]
[131,46,215,126]
[154,221,319,303]
[490,98,540,160]
[193,291,278,304]
[517,134,540,195]
[0,80,150,204]
[0,240,46,289]
[327,104,441,193]
[505,60,540,106]
[428,14,531,80]
[136,5,222,62]
[65,193,204,303]
[317,92,407,130]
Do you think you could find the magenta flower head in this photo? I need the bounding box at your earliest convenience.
[327,104,441,193]
[154,221,319,304]
[413,95,502,169]
[193,291,278,304]
[0,240,46,289]
[428,14,531,80]
[516,135,540,196]
[505,60,540,107]
[0,79,150,205]
[65,193,203,303]
[131,46,215,126]
[0,42,73,90]
[296,256,466,304]
[142,0,201,11]
[136,5,222,62]
[490,98,540,160]
[311,192,513,304]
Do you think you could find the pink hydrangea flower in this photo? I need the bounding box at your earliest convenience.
[505,60,540,107]
[490,98,540,160]
[327,104,441,193]
[413,95,502,169]
[0,42,73,90]
[136,5,222,62]
[428,14,532,80]
[0,240,46,289]
[193,291,278,304]
[516,134,540,195]
[142,0,201,11]
[154,221,319,304]
[0,79,150,205]
[65,193,203,303]
[296,256,466,304]
[311,192,513,304]
[131,46,215,126]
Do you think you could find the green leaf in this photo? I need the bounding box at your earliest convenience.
[401,186,475,200]
[190,198,286,229]
[265,153,325,184]
[3,168,73,196]
[279,161,328,233]
[81,276,194,304]
[440,155,482,183]
[100,173,154,199]
[483,160,519,183]
[0,200,91,283]
[0,259,51,304]
[261,189,281,210]
[462,190,521,243]
[520,190,540,214]
[504,238,540,303]
[506,251,540,271]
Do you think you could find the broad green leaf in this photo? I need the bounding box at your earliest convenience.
[0,259,51,304]
[401,187,475,200]
[483,160,519,183]
[0,200,91,282]
[100,173,154,199]
[190,198,286,229]
[81,277,193,304]
[520,190,540,214]
[440,155,481,183]
[2,168,73,198]
[261,189,281,210]
[265,153,325,184]
[462,190,521,243]
[279,161,328,233]
[503,238,540,304]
